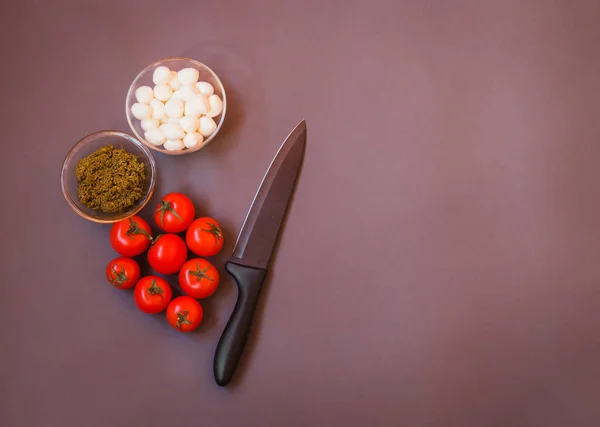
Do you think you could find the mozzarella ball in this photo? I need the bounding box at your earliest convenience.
[199,116,217,137]
[178,68,199,85]
[183,132,204,149]
[153,84,173,102]
[144,129,165,146]
[135,86,154,104]
[195,81,214,96]
[168,117,180,124]
[165,98,184,118]
[172,84,199,102]
[161,122,185,140]
[131,103,152,120]
[141,118,160,131]
[153,66,171,85]
[180,115,199,133]
[164,138,185,151]
[168,71,182,90]
[150,99,166,120]
[185,94,209,116]
[207,94,223,117]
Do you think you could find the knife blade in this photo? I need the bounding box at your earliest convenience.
[213,120,307,386]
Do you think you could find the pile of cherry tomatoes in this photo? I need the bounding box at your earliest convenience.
[105,192,224,332]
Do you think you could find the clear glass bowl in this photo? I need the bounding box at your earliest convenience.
[125,57,227,155]
[61,130,157,223]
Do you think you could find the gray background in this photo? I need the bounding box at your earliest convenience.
[1,0,600,426]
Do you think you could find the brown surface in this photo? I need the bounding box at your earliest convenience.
[2,1,600,426]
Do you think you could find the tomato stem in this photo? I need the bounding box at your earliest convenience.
[126,218,152,242]
[156,200,183,228]
[175,310,193,331]
[201,222,223,241]
[109,265,128,286]
[147,280,164,299]
[188,262,214,282]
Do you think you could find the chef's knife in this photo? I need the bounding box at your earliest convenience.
[213,120,307,387]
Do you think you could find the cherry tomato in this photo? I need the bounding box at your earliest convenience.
[179,258,220,299]
[105,257,140,289]
[147,234,188,275]
[110,216,152,257]
[186,217,224,257]
[166,296,203,332]
[134,276,173,314]
[154,192,195,233]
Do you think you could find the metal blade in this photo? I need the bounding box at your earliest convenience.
[230,120,306,269]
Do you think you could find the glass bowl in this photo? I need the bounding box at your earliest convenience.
[126,57,227,155]
[61,130,157,223]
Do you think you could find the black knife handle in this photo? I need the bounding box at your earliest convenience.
[213,261,267,386]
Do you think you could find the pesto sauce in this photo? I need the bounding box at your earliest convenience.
[75,145,146,213]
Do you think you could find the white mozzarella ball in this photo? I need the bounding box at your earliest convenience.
[183,132,204,149]
[164,98,184,118]
[180,115,199,133]
[153,66,171,85]
[199,116,217,137]
[178,68,199,85]
[168,71,182,90]
[207,94,223,117]
[153,84,173,102]
[141,118,160,131]
[195,81,214,96]
[164,139,185,151]
[144,129,166,146]
[135,86,154,104]
[150,99,166,120]
[131,103,152,120]
[161,122,185,140]
[185,94,209,116]
[172,84,199,102]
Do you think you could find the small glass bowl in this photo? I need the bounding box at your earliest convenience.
[126,57,227,155]
[61,130,157,223]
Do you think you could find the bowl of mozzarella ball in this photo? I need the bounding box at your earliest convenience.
[126,57,226,155]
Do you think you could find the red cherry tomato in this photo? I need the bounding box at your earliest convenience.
[109,216,152,257]
[147,234,188,275]
[186,217,224,257]
[153,192,195,233]
[105,257,140,289]
[133,276,173,314]
[179,258,220,299]
[166,296,203,332]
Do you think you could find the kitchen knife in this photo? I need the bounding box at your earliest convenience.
[213,120,307,387]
